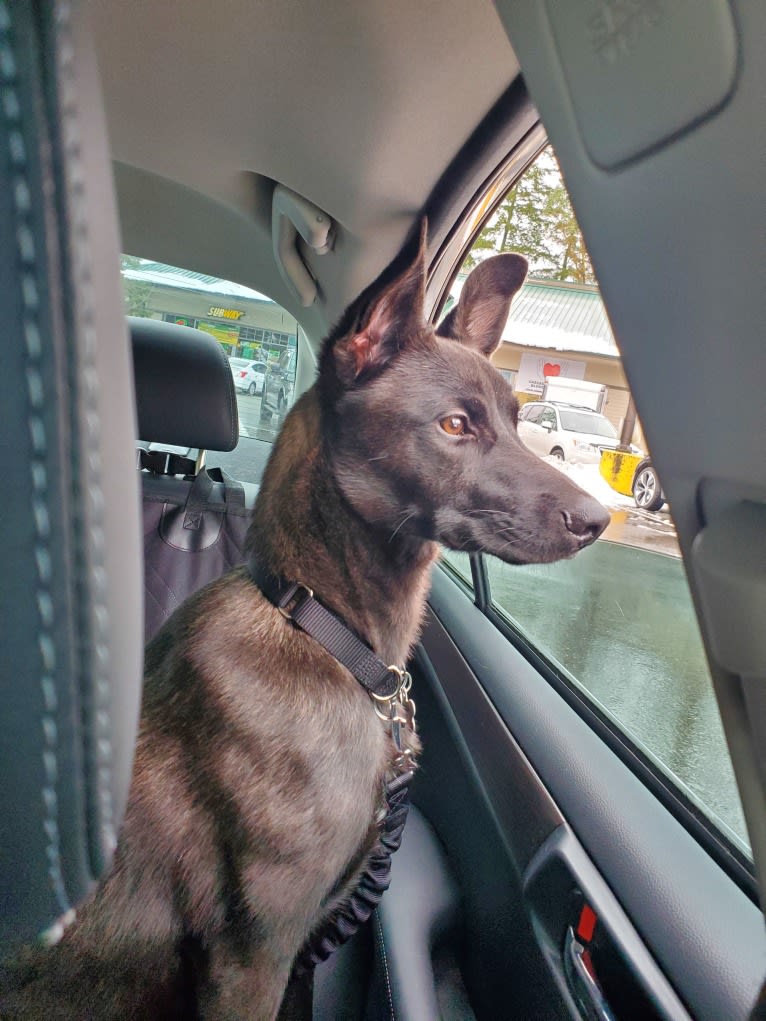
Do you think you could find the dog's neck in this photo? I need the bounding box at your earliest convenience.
[247,389,437,665]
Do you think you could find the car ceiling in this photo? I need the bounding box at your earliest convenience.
[87,0,521,344]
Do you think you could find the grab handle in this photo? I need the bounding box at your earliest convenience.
[272,184,335,307]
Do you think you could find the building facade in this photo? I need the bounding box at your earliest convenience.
[122,261,298,365]
[484,276,645,448]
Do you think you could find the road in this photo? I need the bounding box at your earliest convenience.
[484,539,746,850]
[207,393,281,480]
[235,391,283,442]
[544,458,680,557]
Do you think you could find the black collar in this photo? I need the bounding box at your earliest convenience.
[248,556,402,700]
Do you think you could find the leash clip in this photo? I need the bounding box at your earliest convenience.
[371,667,417,759]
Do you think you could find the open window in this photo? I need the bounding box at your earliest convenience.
[438,144,751,881]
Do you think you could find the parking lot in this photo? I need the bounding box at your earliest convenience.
[235,391,282,441]
[544,458,680,557]
[207,394,282,480]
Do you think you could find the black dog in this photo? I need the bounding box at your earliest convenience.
[0,226,608,1019]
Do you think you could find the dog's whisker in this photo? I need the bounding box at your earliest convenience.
[388,510,415,542]
[465,507,511,516]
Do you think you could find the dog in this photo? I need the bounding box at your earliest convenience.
[0,224,608,1020]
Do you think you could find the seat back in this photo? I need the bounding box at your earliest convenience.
[0,2,143,951]
[130,317,256,640]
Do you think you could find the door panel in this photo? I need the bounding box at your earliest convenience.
[409,650,567,1021]
[408,565,766,1021]
[490,0,766,897]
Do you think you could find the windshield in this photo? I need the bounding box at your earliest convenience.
[559,410,617,439]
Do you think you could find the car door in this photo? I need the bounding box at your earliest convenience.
[517,404,548,456]
[490,0,766,906]
[391,32,765,1013]
[537,406,559,455]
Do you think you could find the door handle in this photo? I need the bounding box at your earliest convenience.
[564,925,617,1021]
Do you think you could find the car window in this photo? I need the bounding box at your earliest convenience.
[440,145,750,862]
[121,256,301,482]
[558,409,617,438]
[524,404,543,424]
[440,550,473,589]
[539,408,557,428]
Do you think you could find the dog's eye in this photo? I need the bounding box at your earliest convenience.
[439,414,469,436]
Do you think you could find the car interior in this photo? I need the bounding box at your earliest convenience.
[2,2,765,1020]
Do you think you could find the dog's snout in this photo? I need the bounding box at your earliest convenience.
[562,498,610,547]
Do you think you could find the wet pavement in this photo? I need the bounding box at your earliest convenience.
[206,394,281,480]
[603,505,679,557]
[541,457,681,557]
[483,540,748,851]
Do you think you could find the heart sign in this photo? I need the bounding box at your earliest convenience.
[543,362,561,377]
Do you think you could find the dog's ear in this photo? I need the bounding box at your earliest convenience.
[333,221,427,383]
[436,253,528,359]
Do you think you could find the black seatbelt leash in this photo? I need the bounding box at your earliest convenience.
[246,555,417,972]
[249,559,403,700]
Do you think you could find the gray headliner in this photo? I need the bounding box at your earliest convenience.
[88,0,520,340]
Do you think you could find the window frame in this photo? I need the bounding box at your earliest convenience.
[539,407,557,429]
[524,404,544,424]
[426,129,756,900]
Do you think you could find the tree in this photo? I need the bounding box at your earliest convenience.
[464,146,596,284]
[541,177,595,284]
[121,255,155,317]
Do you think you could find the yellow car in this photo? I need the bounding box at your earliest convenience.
[600,450,665,512]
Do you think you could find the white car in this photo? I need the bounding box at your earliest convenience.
[517,401,636,464]
[229,358,267,396]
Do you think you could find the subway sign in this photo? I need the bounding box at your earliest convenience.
[208,306,245,320]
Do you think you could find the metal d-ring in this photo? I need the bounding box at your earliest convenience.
[277,582,314,620]
[369,665,405,703]
[370,666,415,729]
[373,699,409,725]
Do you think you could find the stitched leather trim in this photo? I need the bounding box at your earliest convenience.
[374,910,397,1021]
[1,0,70,915]
[54,0,116,863]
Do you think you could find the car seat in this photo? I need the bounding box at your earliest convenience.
[130,316,258,641]
[0,0,142,952]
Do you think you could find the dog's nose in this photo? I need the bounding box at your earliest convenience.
[563,497,610,547]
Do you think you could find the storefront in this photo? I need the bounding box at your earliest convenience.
[482,276,645,449]
[122,260,298,365]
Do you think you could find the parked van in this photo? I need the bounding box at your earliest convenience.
[542,375,607,412]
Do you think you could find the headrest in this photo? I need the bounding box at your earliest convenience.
[130,317,239,451]
[1,2,143,950]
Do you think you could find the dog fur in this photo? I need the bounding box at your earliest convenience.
[0,225,608,1020]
